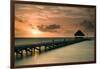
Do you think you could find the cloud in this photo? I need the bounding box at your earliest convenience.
[15,16,24,23]
[37,24,61,32]
[15,3,95,37]
[80,20,95,32]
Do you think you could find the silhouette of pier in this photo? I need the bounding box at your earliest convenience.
[15,38,89,57]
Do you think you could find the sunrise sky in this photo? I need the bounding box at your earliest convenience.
[15,3,96,38]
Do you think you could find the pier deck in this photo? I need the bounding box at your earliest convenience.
[15,38,88,57]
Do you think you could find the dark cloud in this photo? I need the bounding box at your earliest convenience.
[80,20,95,32]
[37,24,61,32]
[15,3,95,37]
[46,24,60,29]
[15,16,24,23]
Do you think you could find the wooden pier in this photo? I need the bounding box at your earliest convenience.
[15,38,88,57]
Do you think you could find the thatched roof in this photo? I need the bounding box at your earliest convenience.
[74,30,85,36]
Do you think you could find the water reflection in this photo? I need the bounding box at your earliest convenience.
[15,40,94,66]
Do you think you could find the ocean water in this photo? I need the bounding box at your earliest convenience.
[15,37,95,66]
[15,37,74,46]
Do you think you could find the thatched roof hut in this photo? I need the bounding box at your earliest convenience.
[74,30,85,37]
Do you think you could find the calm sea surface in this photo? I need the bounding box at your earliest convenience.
[15,37,95,66]
[15,37,74,46]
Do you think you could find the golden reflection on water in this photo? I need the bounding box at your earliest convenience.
[15,40,94,66]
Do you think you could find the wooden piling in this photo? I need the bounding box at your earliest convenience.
[33,47,35,55]
[16,50,23,57]
[38,46,41,54]
[45,46,47,51]
[15,39,87,57]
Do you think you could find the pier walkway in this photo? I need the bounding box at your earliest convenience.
[15,38,88,57]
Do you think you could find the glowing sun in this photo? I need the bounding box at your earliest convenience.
[32,29,43,35]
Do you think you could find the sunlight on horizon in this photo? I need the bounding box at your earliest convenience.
[32,26,43,35]
[15,3,95,37]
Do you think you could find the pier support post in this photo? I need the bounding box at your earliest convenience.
[16,50,23,57]
[45,46,47,51]
[30,48,32,55]
[25,49,28,55]
[33,47,35,55]
[38,46,41,54]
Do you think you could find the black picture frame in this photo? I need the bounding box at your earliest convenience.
[11,0,96,68]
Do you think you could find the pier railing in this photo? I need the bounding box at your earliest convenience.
[15,38,89,57]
